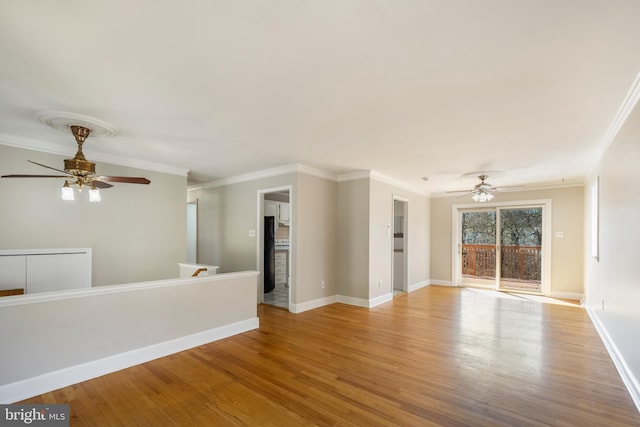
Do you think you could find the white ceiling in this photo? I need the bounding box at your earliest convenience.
[1,1,640,195]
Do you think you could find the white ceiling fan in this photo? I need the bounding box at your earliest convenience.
[447,172,522,202]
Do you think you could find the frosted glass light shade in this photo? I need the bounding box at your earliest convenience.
[89,187,101,202]
[61,183,75,201]
[472,192,494,203]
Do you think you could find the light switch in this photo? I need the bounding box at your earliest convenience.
[249,229,256,237]
[555,231,564,238]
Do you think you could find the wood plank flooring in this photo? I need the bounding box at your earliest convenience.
[22,286,640,426]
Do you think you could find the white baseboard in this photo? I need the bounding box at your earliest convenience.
[336,294,393,309]
[408,281,430,292]
[0,317,259,404]
[429,279,454,286]
[547,291,583,301]
[585,307,640,413]
[368,293,393,308]
[290,295,337,313]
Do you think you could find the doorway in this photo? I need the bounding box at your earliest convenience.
[186,201,197,263]
[258,187,292,310]
[392,197,409,294]
[454,201,550,294]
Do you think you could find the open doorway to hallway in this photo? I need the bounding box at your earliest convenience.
[393,197,409,295]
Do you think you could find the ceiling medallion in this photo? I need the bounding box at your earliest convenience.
[38,111,119,137]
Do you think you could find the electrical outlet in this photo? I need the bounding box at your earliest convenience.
[321,280,325,288]
[249,229,256,237]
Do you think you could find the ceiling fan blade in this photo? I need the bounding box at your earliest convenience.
[28,160,71,176]
[92,180,114,189]
[99,176,151,184]
[494,185,526,192]
[456,192,475,199]
[1,174,70,179]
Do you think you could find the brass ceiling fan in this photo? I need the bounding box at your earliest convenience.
[2,123,150,201]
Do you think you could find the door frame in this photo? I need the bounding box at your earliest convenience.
[257,185,293,310]
[451,199,552,295]
[392,195,409,293]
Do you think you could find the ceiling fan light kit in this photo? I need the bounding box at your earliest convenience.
[446,171,518,203]
[1,113,150,202]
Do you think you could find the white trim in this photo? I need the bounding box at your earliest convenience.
[368,292,393,308]
[429,280,455,286]
[547,291,583,301]
[336,295,371,308]
[598,69,640,161]
[0,134,189,177]
[408,281,430,292]
[370,171,428,195]
[190,164,337,191]
[451,200,552,294]
[257,185,293,309]
[337,170,372,182]
[289,295,337,313]
[337,170,428,196]
[585,308,640,413]
[0,317,259,404]
[392,195,410,293]
[0,271,259,308]
[336,293,393,308]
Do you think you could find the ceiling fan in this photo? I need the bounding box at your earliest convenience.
[447,172,520,202]
[1,124,150,201]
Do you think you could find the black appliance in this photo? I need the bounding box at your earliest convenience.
[264,216,275,293]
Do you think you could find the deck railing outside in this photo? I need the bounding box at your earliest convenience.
[462,244,541,283]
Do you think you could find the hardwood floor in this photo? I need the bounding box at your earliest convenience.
[23,286,640,426]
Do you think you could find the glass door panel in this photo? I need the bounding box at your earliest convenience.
[460,210,496,286]
[498,207,543,292]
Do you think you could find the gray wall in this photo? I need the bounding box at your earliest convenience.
[188,172,340,307]
[337,178,370,299]
[295,173,338,303]
[191,173,431,306]
[430,186,584,295]
[584,98,640,391]
[0,272,258,398]
[369,179,430,299]
[187,173,296,273]
[0,145,187,286]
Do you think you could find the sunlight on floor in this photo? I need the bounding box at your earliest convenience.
[464,287,580,307]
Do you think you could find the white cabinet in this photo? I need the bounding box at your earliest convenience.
[265,200,290,231]
[0,249,91,294]
[274,250,288,286]
[265,200,278,219]
[278,202,290,224]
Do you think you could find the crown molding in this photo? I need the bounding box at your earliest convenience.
[337,170,372,182]
[0,133,189,177]
[188,164,340,191]
[337,170,429,196]
[599,69,640,157]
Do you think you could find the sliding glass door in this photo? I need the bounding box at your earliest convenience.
[458,205,545,293]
